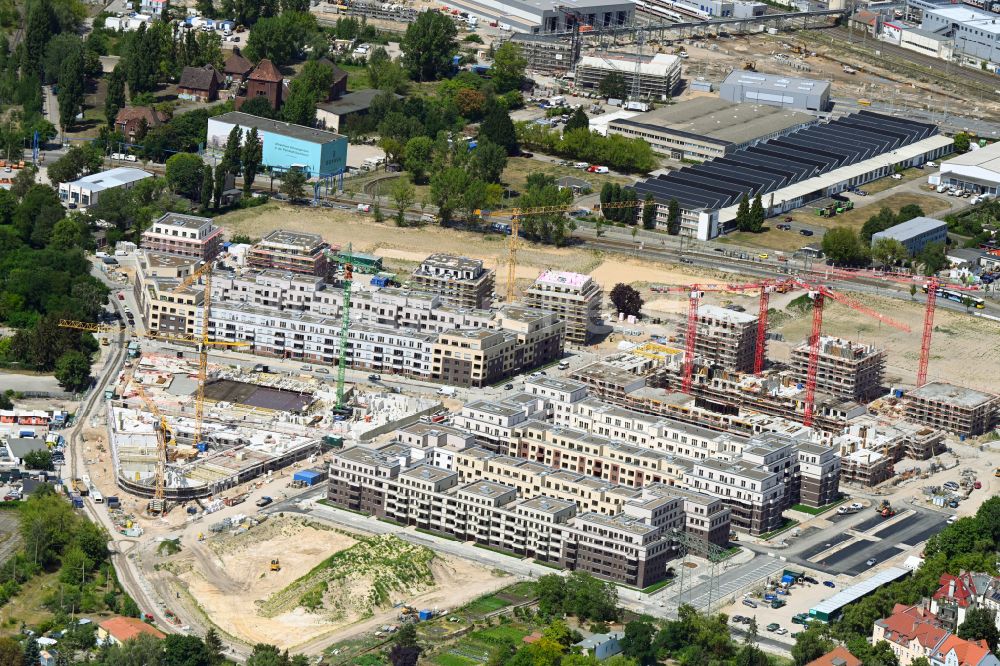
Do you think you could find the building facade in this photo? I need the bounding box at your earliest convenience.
[410,254,495,309]
[523,270,603,345]
[58,168,153,208]
[719,71,831,111]
[903,382,998,437]
[790,337,887,403]
[247,230,331,276]
[872,216,949,255]
[576,54,681,100]
[680,304,760,373]
[140,213,223,260]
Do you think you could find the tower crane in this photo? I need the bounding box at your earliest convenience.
[790,280,911,428]
[492,198,654,302]
[335,244,353,414]
[660,280,792,393]
[801,266,980,387]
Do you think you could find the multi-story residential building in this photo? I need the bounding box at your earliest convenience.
[797,442,841,506]
[930,572,996,631]
[523,270,603,345]
[325,443,683,587]
[790,337,887,403]
[410,254,495,309]
[140,213,223,261]
[903,382,998,437]
[684,458,785,534]
[452,400,538,450]
[247,230,331,276]
[133,250,203,335]
[679,304,760,373]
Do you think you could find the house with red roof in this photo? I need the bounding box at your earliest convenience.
[873,604,950,666]
[805,646,862,666]
[97,616,166,646]
[932,573,984,629]
[236,59,286,111]
[930,635,1000,666]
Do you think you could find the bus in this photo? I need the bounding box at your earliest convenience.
[922,285,985,309]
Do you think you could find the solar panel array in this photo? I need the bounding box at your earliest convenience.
[634,111,938,212]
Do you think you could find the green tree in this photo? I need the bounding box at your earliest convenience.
[958,608,999,651]
[245,12,314,66]
[42,33,83,85]
[598,72,627,100]
[221,125,243,174]
[860,206,898,243]
[954,132,971,153]
[0,637,22,666]
[871,238,909,267]
[245,644,285,666]
[50,216,93,251]
[667,198,680,235]
[241,95,280,119]
[401,11,457,82]
[395,623,418,648]
[404,136,434,184]
[280,167,307,201]
[54,350,91,392]
[791,627,835,666]
[200,165,215,210]
[213,163,226,209]
[24,0,57,78]
[166,153,207,200]
[535,573,567,617]
[57,46,85,133]
[390,177,415,226]
[822,226,868,266]
[641,193,657,230]
[22,449,54,471]
[621,620,657,665]
[283,78,321,126]
[204,628,224,666]
[163,634,213,666]
[22,638,40,666]
[480,102,519,155]
[749,193,765,232]
[46,145,103,185]
[491,42,527,94]
[916,241,947,276]
[469,140,508,184]
[565,106,590,133]
[241,127,263,194]
[105,64,127,127]
[429,166,470,224]
[735,193,750,232]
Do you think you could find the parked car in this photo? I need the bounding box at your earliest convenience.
[255,496,272,507]
[891,173,903,180]
[775,628,788,635]
[731,615,745,623]
[866,558,877,567]
[943,481,959,491]
[504,383,514,390]
[823,581,836,588]
[948,500,960,508]
[947,516,958,524]
[800,229,814,236]
[301,365,312,372]
[776,223,791,230]
[315,367,330,374]
[742,600,758,608]
[766,623,780,632]
[803,576,819,585]
[118,293,125,300]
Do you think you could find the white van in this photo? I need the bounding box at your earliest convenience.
[573,161,589,169]
[357,203,372,213]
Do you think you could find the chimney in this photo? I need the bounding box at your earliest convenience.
[949,579,956,598]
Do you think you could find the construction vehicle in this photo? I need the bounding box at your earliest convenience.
[875,500,896,518]
[742,60,756,71]
[270,559,281,572]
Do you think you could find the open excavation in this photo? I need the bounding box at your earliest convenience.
[151,517,510,650]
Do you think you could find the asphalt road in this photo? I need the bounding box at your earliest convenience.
[797,532,852,560]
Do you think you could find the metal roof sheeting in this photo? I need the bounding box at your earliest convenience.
[810,566,911,618]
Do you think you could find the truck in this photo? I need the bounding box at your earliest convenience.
[437,386,457,397]
[223,494,248,507]
[70,492,84,508]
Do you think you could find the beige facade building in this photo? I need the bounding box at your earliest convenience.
[523,271,603,345]
[140,213,223,260]
[680,304,761,373]
[247,230,330,276]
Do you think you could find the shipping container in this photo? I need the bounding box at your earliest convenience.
[293,469,327,486]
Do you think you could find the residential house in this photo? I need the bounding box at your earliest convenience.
[929,635,1000,666]
[315,57,349,100]
[575,632,624,661]
[931,572,995,630]
[224,49,254,83]
[872,603,949,666]
[805,647,862,666]
[178,65,224,102]
[97,617,166,646]
[238,59,285,110]
[114,106,165,141]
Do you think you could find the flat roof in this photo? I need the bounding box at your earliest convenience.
[518,496,576,513]
[942,140,1000,171]
[212,111,345,145]
[579,53,679,78]
[810,567,910,616]
[872,216,947,242]
[63,167,152,191]
[154,213,214,230]
[535,270,592,289]
[258,229,327,250]
[459,479,515,497]
[612,98,815,146]
[906,382,996,409]
[317,89,403,116]
[699,303,758,324]
[722,71,832,95]
[402,464,456,483]
[925,5,1000,34]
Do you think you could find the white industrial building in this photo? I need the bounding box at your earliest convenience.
[900,27,954,60]
[57,167,153,208]
[434,0,636,33]
[930,142,1000,196]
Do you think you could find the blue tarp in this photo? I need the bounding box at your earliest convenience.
[293,470,325,485]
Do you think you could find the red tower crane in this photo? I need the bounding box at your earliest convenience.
[666,280,791,393]
[803,266,981,387]
[791,280,911,427]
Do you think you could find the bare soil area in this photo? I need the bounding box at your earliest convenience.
[158,517,509,651]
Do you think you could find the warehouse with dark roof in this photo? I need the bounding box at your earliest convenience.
[634,111,953,240]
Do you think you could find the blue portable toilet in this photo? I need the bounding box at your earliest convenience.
[418,609,433,621]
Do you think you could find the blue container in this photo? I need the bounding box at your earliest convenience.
[418,610,432,621]
[894,389,905,398]
[197,442,208,452]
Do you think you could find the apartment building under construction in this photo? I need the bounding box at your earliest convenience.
[246,229,331,276]
[523,270,603,345]
[410,253,495,309]
[903,382,998,437]
[790,337,886,403]
[679,304,760,373]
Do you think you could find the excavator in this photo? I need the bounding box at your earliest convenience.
[270,559,281,572]
[875,500,896,518]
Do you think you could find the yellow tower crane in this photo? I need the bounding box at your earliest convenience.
[491,199,655,302]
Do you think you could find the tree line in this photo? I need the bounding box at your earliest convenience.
[516,123,658,174]
[822,204,950,275]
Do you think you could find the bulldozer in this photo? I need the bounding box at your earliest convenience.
[270,559,281,572]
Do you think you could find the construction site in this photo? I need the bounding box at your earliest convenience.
[102,351,438,503]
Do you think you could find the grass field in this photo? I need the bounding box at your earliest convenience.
[458,582,536,618]
[431,623,534,666]
[0,571,57,634]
